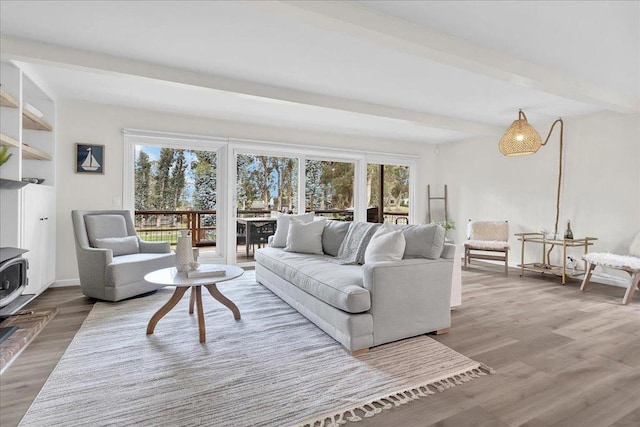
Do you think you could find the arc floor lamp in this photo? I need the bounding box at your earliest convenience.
[499,109,565,242]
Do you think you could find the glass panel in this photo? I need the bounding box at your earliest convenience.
[236,154,298,261]
[305,160,355,220]
[133,145,218,254]
[367,163,410,224]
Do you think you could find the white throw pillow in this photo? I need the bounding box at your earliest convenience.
[93,236,140,257]
[364,224,406,264]
[284,218,326,254]
[272,212,315,247]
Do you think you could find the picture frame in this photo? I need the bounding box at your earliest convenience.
[75,143,104,174]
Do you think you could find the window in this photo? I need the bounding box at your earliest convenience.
[125,131,417,264]
[367,163,411,224]
[237,154,299,214]
[305,159,355,220]
[124,131,227,262]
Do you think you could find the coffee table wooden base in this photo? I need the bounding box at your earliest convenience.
[146,284,241,343]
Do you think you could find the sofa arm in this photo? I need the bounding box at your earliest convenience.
[362,258,453,346]
[138,239,171,253]
[441,243,456,259]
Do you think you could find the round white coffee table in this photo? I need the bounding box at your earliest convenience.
[144,265,244,343]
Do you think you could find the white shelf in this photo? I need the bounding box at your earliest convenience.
[1,88,54,131]
[22,108,53,132]
[0,133,52,161]
[0,89,19,108]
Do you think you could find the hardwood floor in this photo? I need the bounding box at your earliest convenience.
[1,263,638,427]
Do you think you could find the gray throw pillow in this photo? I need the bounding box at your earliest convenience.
[93,236,140,256]
[284,218,326,254]
[400,224,446,260]
[322,220,351,257]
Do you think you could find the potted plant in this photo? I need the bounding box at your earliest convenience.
[432,219,456,242]
[0,146,13,167]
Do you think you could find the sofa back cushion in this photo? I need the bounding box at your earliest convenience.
[322,220,351,257]
[400,224,445,260]
[364,224,406,263]
[272,212,315,247]
[85,214,129,246]
[284,218,326,254]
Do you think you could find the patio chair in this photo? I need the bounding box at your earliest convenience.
[71,210,175,301]
[580,232,640,304]
[463,220,510,275]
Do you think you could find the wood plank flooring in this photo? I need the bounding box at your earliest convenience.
[1,263,638,427]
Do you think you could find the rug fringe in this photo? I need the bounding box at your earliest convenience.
[297,363,494,427]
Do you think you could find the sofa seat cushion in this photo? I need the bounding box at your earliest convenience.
[255,247,370,313]
[106,253,175,287]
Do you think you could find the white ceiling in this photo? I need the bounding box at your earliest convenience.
[0,1,638,144]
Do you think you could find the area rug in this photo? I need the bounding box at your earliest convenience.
[0,308,58,374]
[20,272,492,427]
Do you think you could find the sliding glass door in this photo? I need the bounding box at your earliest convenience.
[366,163,411,224]
[235,153,299,262]
[124,131,227,263]
[126,132,417,266]
[305,159,355,220]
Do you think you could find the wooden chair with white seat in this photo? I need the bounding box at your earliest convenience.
[581,232,640,304]
[463,220,510,275]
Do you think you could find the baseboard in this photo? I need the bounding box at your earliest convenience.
[51,279,80,288]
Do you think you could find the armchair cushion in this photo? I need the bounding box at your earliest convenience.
[85,214,128,246]
[467,221,509,242]
[106,253,175,287]
[464,239,510,250]
[93,236,140,256]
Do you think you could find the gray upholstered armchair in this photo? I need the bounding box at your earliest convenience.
[71,210,175,301]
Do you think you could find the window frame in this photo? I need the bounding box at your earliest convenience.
[124,130,418,265]
[123,129,228,263]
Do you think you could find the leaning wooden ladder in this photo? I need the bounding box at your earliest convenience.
[427,184,448,223]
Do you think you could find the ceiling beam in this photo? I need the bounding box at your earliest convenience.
[0,36,503,136]
[254,1,639,114]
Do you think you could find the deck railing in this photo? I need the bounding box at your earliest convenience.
[134,209,409,247]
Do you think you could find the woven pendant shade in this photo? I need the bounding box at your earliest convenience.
[499,117,542,156]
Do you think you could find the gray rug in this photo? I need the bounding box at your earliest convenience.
[20,271,492,427]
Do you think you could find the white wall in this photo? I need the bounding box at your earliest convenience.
[438,111,640,268]
[57,101,638,284]
[56,100,437,283]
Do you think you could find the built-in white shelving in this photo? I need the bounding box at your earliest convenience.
[0,61,57,298]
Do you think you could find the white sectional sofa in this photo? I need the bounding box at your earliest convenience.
[255,219,455,353]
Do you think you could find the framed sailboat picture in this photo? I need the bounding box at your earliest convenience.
[75,143,104,174]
